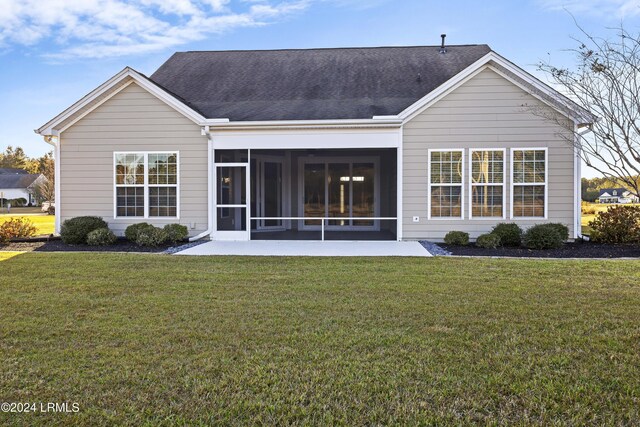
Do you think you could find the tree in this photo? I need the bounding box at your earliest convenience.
[535,24,640,198]
[29,152,55,204]
[0,146,28,169]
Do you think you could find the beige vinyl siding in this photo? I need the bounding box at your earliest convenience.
[59,82,208,236]
[403,67,576,241]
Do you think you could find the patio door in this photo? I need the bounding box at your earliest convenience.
[301,158,379,231]
[253,157,284,231]
[215,164,249,240]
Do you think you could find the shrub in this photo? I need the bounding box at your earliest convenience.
[476,233,501,249]
[86,227,117,246]
[581,201,597,215]
[125,222,154,242]
[589,205,640,244]
[164,224,189,244]
[546,223,570,242]
[9,198,27,207]
[135,226,168,247]
[0,218,37,244]
[60,216,108,244]
[444,231,469,246]
[523,224,564,250]
[491,223,523,247]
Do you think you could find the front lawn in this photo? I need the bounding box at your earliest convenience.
[1,254,639,424]
[0,214,54,236]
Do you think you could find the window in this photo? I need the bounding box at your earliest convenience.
[115,152,179,218]
[470,149,505,218]
[511,148,546,218]
[428,150,464,218]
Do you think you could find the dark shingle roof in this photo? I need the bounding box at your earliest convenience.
[150,45,492,121]
[0,168,29,175]
[599,188,629,197]
[0,174,41,189]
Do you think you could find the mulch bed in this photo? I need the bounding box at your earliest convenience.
[1,238,172,253]
[441,240,640,258]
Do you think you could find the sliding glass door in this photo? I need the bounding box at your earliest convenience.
[301,158,378,230]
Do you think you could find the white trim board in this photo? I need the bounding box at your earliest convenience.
[36,67,207,135]
[397,51,595,125]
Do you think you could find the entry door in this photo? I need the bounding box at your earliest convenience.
[215,164,249,241]
[255,158,284,230]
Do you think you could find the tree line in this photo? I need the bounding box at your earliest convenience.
[0,146,55,204]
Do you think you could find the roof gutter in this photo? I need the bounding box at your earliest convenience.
[188,126,214,242]
[200,116,403,130]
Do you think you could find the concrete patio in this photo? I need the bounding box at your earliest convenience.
[175,240,432,257]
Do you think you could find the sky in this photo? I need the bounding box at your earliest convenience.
[1,0,639,178]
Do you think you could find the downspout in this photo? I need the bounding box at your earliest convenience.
[40,131,60,235]
[574,124,592,239]
[189,126,213,241]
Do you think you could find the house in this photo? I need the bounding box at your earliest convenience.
[0,168,46,206]
[35,42,594,242]
[598,188,639,204]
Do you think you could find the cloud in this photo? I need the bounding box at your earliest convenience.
[0,0,310,59]
[537,0,640,18]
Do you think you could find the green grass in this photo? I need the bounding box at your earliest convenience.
[1,254,640,425]
[0,214,54,236]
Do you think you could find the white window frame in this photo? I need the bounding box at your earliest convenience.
[510,147,548,220]
[469,148,506,220]
[427,149,465,220]
[113,151,180,219]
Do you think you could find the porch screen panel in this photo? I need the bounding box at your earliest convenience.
[263,162,282,227]
[352,163,375,226]
[328,163,350,226]
[304,164,325,226]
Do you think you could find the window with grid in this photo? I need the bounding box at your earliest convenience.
[512,149,546,218]
[470,150,504,218]
[115,152,178,218]
[148,153,178,217]
[429,150,464,218]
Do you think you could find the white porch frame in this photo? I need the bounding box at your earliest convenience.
[209,127,403,241]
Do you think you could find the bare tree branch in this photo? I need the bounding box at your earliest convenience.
[530,23,640,198]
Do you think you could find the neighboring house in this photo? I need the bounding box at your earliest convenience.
[36,42,594,241]
[0,168,46,206]
[598,188,640,204]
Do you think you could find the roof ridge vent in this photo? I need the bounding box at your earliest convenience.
[440,34,447,54]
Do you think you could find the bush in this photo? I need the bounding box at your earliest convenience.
[164,224,189,244]
[546,223,570,242]
[60,216,108,244]
[589,205,640,244]
[136,226,168,247]
[491,223,523,247]
[0,218,37,244]
[523,224,564,250]
[86,228,117,246]
[476,233,501,249]
[125,222,154,242]
[9,198,27,207]
[444,231,469,246]
[581,201,597,215]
